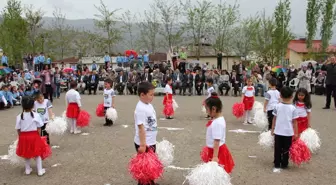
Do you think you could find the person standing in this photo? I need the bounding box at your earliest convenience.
[1,53,8,67]
[322,57,336,109]
[39,52,45,72]
[217,52,223,70]
[104,52,111,70]
[178,47,187,74]
[41,65,55,103]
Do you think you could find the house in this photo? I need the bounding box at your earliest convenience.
[286,39,336,67]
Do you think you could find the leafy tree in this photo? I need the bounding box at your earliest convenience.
[120,10,137,49]
[320,0,336,53]
[94,0,122,53]
[24,4,44,53]
[306,0,321,51]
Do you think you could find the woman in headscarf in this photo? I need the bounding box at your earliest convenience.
[297,65,312,92]
[314,72,325,95]
[286,64,297,86]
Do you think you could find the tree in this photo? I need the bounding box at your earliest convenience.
[306,0,321,51]
[183,0,213,60]
[154,0,185,52]
[120,10,137,49]
[320,0,336,53]
[273,0,292,65]
[94,0,122,53]
[0,0,28,65]
[137,6,161,52]
[73,29,101,56]
[24,4,44,53]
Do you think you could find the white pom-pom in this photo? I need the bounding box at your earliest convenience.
[253,110,268,130]
[46,117,68,135]
[202,106,206,114]
[253,101,263,111]
[156,139,174,167]
[62,111,66,120]
[8,140,23,165]
[300,128,321,153]
[258,131,274,149]
[106,108,118,122]
[185,162,232,185]
[172,99,179,111]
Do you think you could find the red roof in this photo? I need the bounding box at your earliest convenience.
[288,39,336,53]
[53,57,79,64]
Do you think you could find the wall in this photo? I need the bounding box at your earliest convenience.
[188,56,241,70]
[288,50,304,68]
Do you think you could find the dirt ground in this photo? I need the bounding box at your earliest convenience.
[0,94,335,185]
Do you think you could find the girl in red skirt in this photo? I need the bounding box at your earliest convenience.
[65,81,82,134]
[242,77,255,125]
[163,77,174,119]
[293,88,312,135]
[15,96,48,176]
[203,92,235,173]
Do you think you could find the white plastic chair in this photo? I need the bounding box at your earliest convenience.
[289,78,300,90]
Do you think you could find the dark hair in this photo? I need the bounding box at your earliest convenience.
[21,96,35,120]
[137,82,155,96]
[269,78,277,87]
[205,92,222,113]
[34,93,44,100]
[166,76,172,83]
[70,81,77,89]
[293,88,312,109]
[206,78,214,84]
[280,86,294,99]
[104,79,113,86]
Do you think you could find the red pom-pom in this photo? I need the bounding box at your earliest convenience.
[128,149,164,184]
[77,110,91,127]
[200,146,209,162]
[96,103,105,117]
[41,136,52,160]
[232,102,245,118]
[290,139,311,166]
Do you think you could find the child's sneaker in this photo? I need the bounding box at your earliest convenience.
[272,168,281,173]
[243,121,249,125]
[74,130,82,134]
[25,168,32,175]
[37,168,46,176]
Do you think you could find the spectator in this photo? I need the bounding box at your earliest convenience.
[172,69,183,95]
[54,68,61,98]
[252,71,265,97]
[218,70,230,96]
[322,57,336,109]
[297,65,312,93]
[88,71,99,95]
[1,53,8,67]
[182,69,193,96]
[195,69,205,95]
[315,72,325,95]
[41,65,55,103]
[276,72,286,90]
[230,70,240,97]
[286,64,297,86]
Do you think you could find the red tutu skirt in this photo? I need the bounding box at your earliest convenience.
[297,117,308,135]
[243,96,254,110]
[163,94,174,116]
[66,103,80,118]
[163,94,173,105]
[201,144,235,173]
[41,136,52,160]
[16,131,46,159]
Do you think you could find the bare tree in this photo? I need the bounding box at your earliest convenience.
[24,4,44,53]
[94,0,122,53]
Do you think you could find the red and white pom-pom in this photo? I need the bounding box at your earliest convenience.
[46,117,68,135]
[200,146,209,162]
[232,102,245,118]
[128,149,164,184]
[8,139,23,165]
[41,136,52,160]
[77,110,91,127]
[185,162,232,185]
[258,131,274,150]
[300,128,321,153]
[96,103,105,117]
[106,108,118,122]
[290,139,311,166]
[172,99,179,111]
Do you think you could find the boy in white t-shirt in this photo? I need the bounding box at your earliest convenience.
[34,93,54,145]
[271,87,299,173]
[133,82,158,185]
[103,79,116,126]
[264,78,280,130]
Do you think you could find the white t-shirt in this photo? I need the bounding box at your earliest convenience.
[34,99,53,123]
[164,84,173,94]
[134,101,158,146]
[207,86,215,98]
[242,86,255,97]
[103,88,116,107]
[15,112,44,132]
[273,103,299,136]
[65,89,82,107]
[206,116,226,148]
[295,102,311,117]
[265,89,280,111]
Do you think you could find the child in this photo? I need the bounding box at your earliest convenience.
[204,92,235,173]
[241,77,255,124]
[163,77,174,119]
[65,81,82,134]
[0,88,8,109]
[264,78,280,130]
[103,79,116,126]
[204,78,215,119]
[34,93,54,145]
[271,87,299,173]
[293,88,312,135]
[134,82,158,185]
[15,96,46,176]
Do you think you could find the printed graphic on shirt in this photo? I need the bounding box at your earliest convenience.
[36,108,46,115]
[146,116,157,131]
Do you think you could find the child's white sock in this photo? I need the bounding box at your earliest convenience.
[24,159,32,175]
[36,156,45,176]
[69,118,74,133]
[73,119,81,134]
